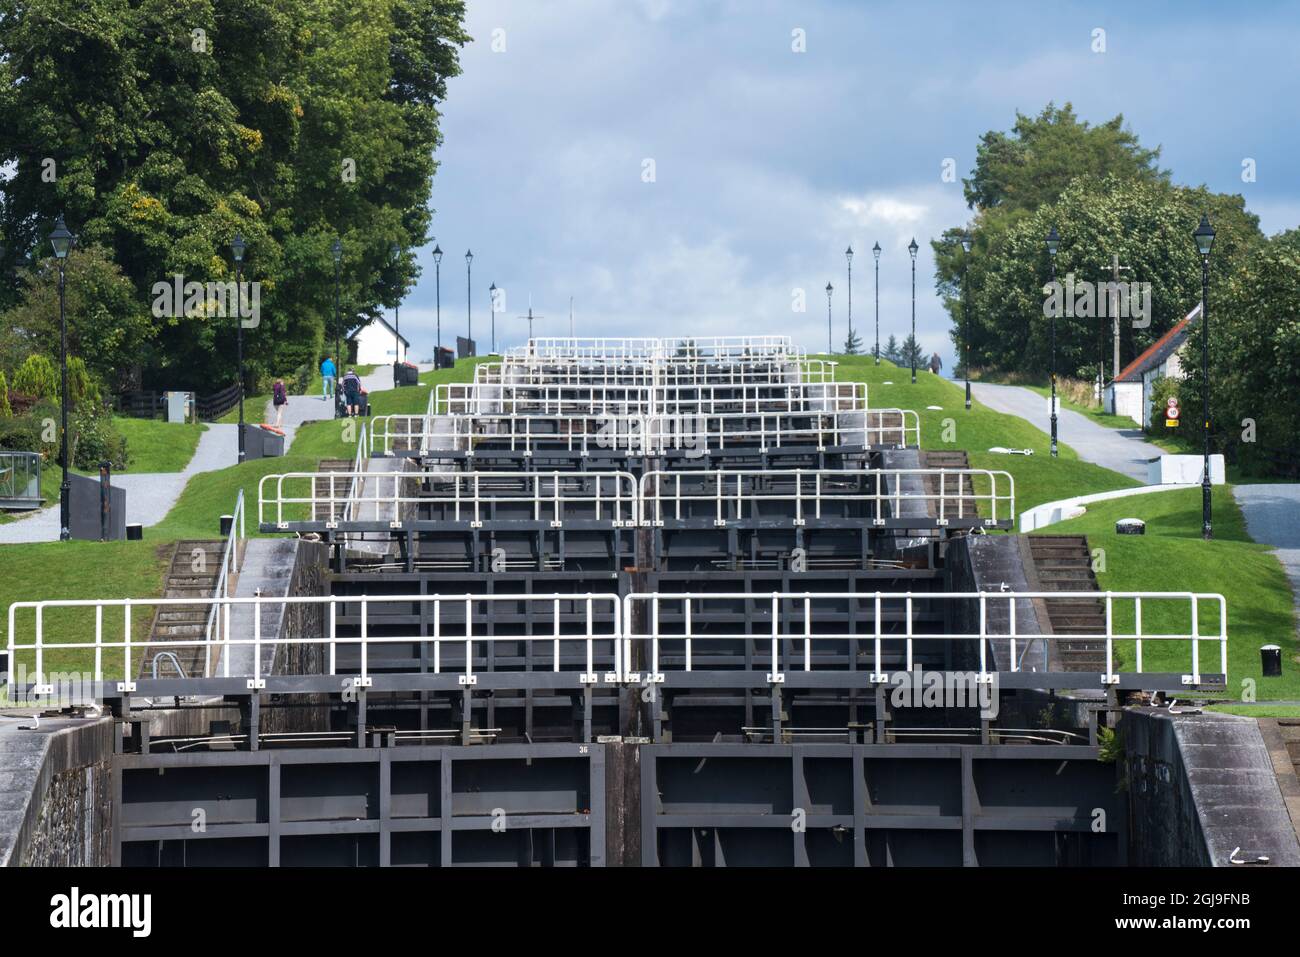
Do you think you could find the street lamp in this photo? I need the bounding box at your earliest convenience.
[872,242,881,364]
[230,233,248,462]
[1045,226,1060,457]
[845,245,853,348]
[960,233,973,410]
[390,243,402,371]
[489,282,498,353]
[908,237,919,383]
[1193,214,1216,540]
[331,239,343,412]
[433,245,443,363]
[465,249,473,351]
[825,282,833,354]
[49,215,74,541]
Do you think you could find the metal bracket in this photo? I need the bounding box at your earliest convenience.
[32,683,54,696]
[351,676,372,688]
[277,522,289,530]
[579,672,598,685]
[936,518,950,527]
[868,673,889,684]
[459,675,478,686]
[648,673,665,683]
[246,678,267,690]
[325,521,339,530]
[1102,674,1121,686]
[523,450,533,457]
[713,519,727,527]
[603,672,621,684]
[792,518,806,527]
[624,671,642,684]
[549,520,563,528]
[1181,674,1200,685]
[872,518,886,527]
[470,520,483,528]
[767,672,786,684]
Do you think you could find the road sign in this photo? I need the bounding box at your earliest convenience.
[1165,396,1180,428]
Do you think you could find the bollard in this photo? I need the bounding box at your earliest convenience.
[98,461,112,541]
[1261,644,1282,677]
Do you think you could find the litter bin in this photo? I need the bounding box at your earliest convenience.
[1261,644,1282,677]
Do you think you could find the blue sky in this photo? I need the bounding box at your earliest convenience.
[393,0,1300,365]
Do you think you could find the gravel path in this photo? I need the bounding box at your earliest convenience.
[1233,484,1300,645]
[0,424,239,544]
[970,381,1164,483]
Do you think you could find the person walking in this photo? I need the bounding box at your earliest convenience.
[320,355,337,400]
[928,352,943,375]
[271,378,288,427]
[341,368,363,417]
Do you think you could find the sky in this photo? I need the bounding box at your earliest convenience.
[392,0,1300,367]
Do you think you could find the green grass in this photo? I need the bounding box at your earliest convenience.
[1018,382,1140,431]
[0,538,171,681]
[1039,486,1300,700]
[819,356,1139,515]
[1207,704,1300,717]
[108,417,206,472]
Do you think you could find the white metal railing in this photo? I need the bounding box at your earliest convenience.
[202,490,245,649]
[5,589,1226,692]
[473,356,838,387]
[7,593,624,691]
[259,470,639,527]
[620,591,1228,686]
[508,336,797,362]
[639,468,1015,526]
[372,412,650,457]
[436,381,867,418]
[646,408,920,452]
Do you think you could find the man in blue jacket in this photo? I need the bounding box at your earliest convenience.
[320,356,337,400]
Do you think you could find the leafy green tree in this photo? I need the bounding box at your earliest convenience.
[11,353,57,400]
[843,328,862,355]
[0,370,10,417]
[0,0,468,391]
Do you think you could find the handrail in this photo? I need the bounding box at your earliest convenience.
[259,469,640,527]
[202,489,245,650]
[620,590,1228,686]
[639,468,1015,525]
[646,408,920,452]
[8,592,624,689]
[6,589,1226,692]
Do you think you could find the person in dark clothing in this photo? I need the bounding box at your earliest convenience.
[341,369,363,416]
[271,378,288,427]
[929,352,943,375]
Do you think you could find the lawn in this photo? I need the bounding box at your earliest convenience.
[818,355,1139,515]
[108,417,206,472]
[1039,485,1299,700]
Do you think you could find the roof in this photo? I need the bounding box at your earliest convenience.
[345,315,410,346]
[1113,302,1200,383]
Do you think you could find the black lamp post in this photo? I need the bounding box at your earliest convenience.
[1194,214,1216,540]
[845,246,853,346]
[489,282,498,353]
[390,243,402,371]
[331,239,342,412]
[230,234,248,462]
[872,242,881,364]
[908,237,918,383]
[433,245,443,361]
[1045,226,1060,457]
[49,215,74,541]
[465,249,473,349]
[961,233,973,410]
[825,281,833,354]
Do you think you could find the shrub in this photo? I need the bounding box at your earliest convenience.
[70,402,129,471]
[1146,375,1182,435]
[12,353,57,400]
[0,370,10,418]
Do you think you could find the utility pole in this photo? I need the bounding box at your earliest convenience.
[1106,254,1132,413]
[520,297,544,345]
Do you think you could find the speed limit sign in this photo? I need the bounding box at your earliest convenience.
[1165,396,1180,428]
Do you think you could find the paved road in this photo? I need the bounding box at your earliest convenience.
[0,424,239,544]
[1234,484,1300,646]
[262,364,405,447]
[970,381,1163,483]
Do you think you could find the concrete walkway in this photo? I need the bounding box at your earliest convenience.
[970,381,1164,483]
[263,364,406,448]
[1234,484,1300,645]
[0,424,239,544]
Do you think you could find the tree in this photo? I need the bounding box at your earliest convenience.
[0,0,469,390]
[0,370,10,417]
[882,334,901,364]
[899,334,924,372]
[842,328,863,355]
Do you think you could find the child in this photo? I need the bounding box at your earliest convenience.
[272,378,288,427]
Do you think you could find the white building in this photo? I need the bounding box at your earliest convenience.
[347,316,410,365]
[1106,303,1199,428]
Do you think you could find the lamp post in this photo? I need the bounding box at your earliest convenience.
[230,234,248,462]
[1193,214,1216,540]
[390,243,402,371]
[432,245,443,362]
[825,282,833,354]
[331,239,343,412]
[465,249,473,351]
[908,237,918,383]
[1046,226,1060,457]
[872,242,881,364]
[489,282,498,353]
[845,245,853,347]
[49,215,74,541]
[960,233,973,410]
